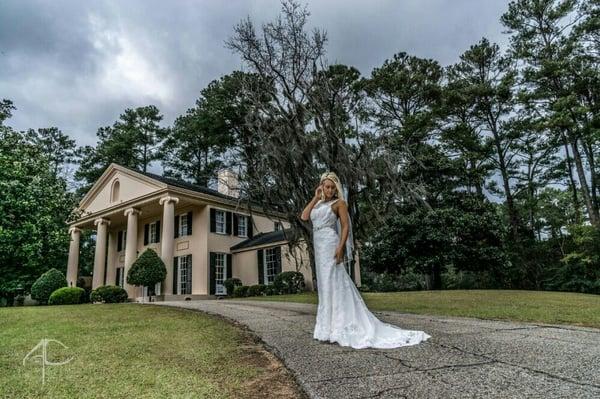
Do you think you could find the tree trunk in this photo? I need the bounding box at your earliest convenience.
[569,135,599,226]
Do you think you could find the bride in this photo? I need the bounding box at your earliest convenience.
[300,171,431,349]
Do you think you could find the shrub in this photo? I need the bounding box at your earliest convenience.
[127,249,167,293]
[48,287,85,305]
[90,285,129,303]
[30,268,68,305]
[224,278,242,296]
[233,285,249,297]
[247,284,267,297]
[360,270,426,292]
[273,271,305,294]
[264,284,279,296]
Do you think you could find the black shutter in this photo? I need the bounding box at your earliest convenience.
[144,224,149,245]
[248,217,254,238]
[117,231,123,252]
[233,214,238,237]
[257,249,264,285]
[186,254,192,294]
[226,211,232,235]
[226,253,232,280]
[187,211,192,235]
[275,246,282,275]
[115,268,121,287]
[210,208,216,232]
[174,214,180,238]
[209,253,216,295]
[173,256,179,295]
[156,220,161,243]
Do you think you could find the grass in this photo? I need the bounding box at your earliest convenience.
[230,289,600,329]
[0,304,304,399]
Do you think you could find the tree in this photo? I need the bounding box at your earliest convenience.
[24,127,77,180]
[74,106,168,194]
[0,108,74,299]
[362,192,508,289]
[501,0,599,225]
[224,0,374,288]
[126,248,167,302]
[161,74,244,186]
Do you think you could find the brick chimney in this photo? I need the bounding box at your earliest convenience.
[217,168,240,198]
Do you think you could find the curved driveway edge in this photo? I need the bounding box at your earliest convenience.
[149,300,600,399]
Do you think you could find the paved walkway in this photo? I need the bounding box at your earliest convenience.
[150,300,600,398]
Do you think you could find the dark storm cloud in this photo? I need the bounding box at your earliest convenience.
[0,0,510,153]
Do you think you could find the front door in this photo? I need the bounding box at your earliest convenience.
[215,253,227,295]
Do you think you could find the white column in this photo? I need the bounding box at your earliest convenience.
[66,227,81,287]
[92,218,110,289]
[105,230,117,286]
[124,208,142,299]
[160,196,179,295]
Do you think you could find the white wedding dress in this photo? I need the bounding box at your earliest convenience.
[311,198,431,349]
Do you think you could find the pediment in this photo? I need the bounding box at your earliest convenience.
[78,164,166,214]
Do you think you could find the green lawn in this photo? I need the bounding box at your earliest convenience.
[231,289,600,329]
[0,304,303,399]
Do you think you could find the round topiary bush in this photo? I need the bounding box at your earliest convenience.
[90,285,129,303]
[127,249,167,299]
[31,268,68,305]
[273,271,305,294]
[247,284,267,297]
[48,287,85,305]
[233,285,250,297]
[224,278,242,296]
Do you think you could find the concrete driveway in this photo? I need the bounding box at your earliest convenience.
[150,299,600,398]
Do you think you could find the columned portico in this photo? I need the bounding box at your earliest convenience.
[92,218,110,289]
[160,196,179,295]
[66,226,81,287]
[124,207,141,298]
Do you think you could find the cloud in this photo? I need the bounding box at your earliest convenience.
[0,0,511,151]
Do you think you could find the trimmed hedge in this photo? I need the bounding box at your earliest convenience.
[90,285,129,303]
[233,285,250,297]
[48,287,85,305]
[224,278,242,296]
[247,284,267,296]
[273,271,305,294]
[31,268,68,305]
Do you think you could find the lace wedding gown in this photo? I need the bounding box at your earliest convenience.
[311,198,431,349]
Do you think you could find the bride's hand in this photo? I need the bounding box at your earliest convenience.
[314,184,323,199]
[334,246,344,264]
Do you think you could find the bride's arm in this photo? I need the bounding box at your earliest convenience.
[300,195,320,221]
[336,200,350,250]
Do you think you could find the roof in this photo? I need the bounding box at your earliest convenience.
[230,228,296,251]
[120,165,286,212]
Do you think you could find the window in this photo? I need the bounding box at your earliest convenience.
[215,253,226,294]
[264,248,278,285]
[178,255,192,295]
[110,179,120,203]
[117,230,127,252]
[274,221,283,231]
[116,267,125,288]
[237,215,247,237]
[149,222,158,244]
[215,210,226,234]
[179,214,188,237]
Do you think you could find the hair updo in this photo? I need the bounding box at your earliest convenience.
[319,171,344,201]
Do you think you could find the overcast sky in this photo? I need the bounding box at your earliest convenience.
[1,0,511,155]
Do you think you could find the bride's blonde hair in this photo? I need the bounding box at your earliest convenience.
[319,171,344,201]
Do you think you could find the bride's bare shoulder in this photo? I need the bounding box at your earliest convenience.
[332,198,347,213]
